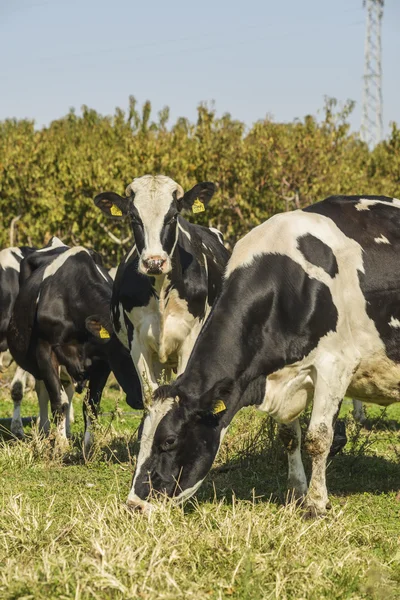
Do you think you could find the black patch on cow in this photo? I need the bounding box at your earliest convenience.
[304,195,400,362]
[297,234,338,278]
[167,253,338,412]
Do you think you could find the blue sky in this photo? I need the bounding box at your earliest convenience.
[0,0,399,136]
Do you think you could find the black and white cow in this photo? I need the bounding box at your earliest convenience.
[94,175,230,399]
[127,195,400,516]
[0,244,37,435]
[7,243,142,450]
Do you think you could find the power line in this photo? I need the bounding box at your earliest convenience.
[361,0,384,147]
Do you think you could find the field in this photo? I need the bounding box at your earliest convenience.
[0,367,399,600]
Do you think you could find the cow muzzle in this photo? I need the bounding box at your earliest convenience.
[141,256,168,275]
[126,494,153,515]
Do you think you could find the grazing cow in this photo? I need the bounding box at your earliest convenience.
[127,195,400,516]
[0,245,37,435]
[8,243,142,450]
[94,175,230,399]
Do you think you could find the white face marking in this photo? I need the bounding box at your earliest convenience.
[128,175,181,275]
[95,264,109,282]
[130,398,175,495]
[42,247,90,281]
[36,237,67,252]
[0,247,23,271]
[374,234,390,244]
[389,316,400,328]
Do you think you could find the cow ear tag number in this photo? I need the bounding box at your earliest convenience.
[99,326,110,339]
[212,400,226,414]
[192,199,205,214]
[110,204,123,216]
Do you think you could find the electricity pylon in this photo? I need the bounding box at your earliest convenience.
[361,0,384,147]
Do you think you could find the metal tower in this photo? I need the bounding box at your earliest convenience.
[361,0,384,147]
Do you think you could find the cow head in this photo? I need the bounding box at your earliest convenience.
[126,381,232,513]
[94,175,216,276]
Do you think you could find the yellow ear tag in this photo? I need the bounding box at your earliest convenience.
[192,199,205,214]
[110,204,123,216]
[99,326,110,339]
[212,400,226,414]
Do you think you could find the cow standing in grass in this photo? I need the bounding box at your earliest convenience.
[127,195,400,517]
[94,175,230,400]
[0,245,37,435]
[8,242,142,450]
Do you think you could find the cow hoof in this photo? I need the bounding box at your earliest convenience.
[302,504,328,520]
[10,421,25,439]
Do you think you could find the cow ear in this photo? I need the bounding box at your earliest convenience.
[94,192,129,219]
[85,316,113,343]
[178,182,216,214]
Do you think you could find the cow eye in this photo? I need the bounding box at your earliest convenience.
[161,435,177,451]
[167,215,177,225]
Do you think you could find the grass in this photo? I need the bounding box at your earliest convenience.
[0,365,399,599]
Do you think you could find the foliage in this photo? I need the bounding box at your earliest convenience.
[0,97,399,262]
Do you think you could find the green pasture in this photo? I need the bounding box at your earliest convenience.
[0,366,399,600]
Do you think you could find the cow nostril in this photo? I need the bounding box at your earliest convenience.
[126,497,153,515]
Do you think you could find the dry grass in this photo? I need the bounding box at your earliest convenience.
[0,374,399,599]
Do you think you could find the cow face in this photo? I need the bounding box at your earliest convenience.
[94,175,216,276]
[127,395,226,511]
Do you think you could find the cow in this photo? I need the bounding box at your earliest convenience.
[93,175,230,400]
[0,244,37,435]
[7,242,142,451]
[126,195,400,517]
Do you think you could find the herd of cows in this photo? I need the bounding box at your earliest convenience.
[1,174,400,518]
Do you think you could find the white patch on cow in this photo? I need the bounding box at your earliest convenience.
[127,277,206,378]
[42,246,89,280]
[95,264,109,282]
[124,244,137,264]
[0,247,23,271]
[355,198,377,211]
[128,175,181,273]
[108,267,117,280]
[209,227,224,245]
[374,234,390,244]
[36,237,67,252]
[392,198,400,207]
[129,398,176,497]
[178,222,191,242]
[389,316,400,328]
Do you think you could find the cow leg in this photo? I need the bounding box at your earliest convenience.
[10,367,29,438]
[83,362,111,455]
[278,420,307,501]
[131,346,158,395]
[35,380,50,434]
[36,342,68,443]
[63,382,75,438]
[352,399,367,425]
[60,368,74,434]
[303,360,354,517]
